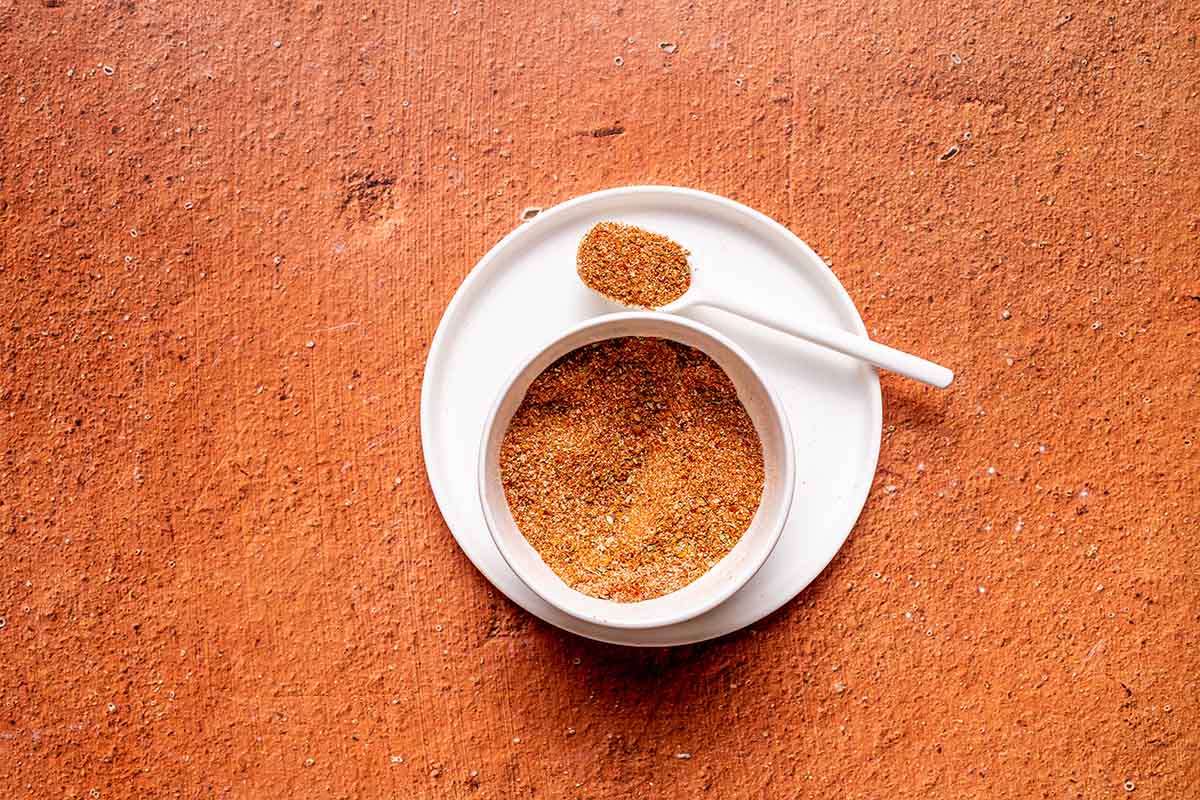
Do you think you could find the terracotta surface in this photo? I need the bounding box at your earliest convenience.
[2,0,1198,797]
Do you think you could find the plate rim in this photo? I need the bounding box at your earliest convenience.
[420,184,882,646]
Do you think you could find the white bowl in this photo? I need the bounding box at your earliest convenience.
[477,312,795,630]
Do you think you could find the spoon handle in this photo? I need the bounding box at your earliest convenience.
[693,298,954,389]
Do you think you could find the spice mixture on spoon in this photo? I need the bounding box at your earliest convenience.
[577,221,691,308]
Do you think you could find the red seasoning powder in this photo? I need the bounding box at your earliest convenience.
[499,336,765,602]
[576,221,691,308]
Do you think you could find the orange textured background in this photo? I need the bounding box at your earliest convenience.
[2,1,1198,797]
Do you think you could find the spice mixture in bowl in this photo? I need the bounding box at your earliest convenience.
[478,313,795,630]
[500,336,764,603]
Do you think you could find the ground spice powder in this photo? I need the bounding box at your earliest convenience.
[577,221,691,308]
[499,337,765,602]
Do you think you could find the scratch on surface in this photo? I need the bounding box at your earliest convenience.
[187,451,234,514]
[318,321,360,333]
[589,125,625,138]
[938,144,960,162]
[365,426,404,451]
[1080,638,1107,675]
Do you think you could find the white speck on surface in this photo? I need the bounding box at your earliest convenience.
[305,340,315,348]
[1001,309,1011,319]
[1124,780,1135,792]
[978,586,986,594]
[917,462,926,473]
[987,466,997,475]
[390,755,404,764]
[675,752,691,759]
[273,40,282,48]
[512,736,521,744]
[884,484,896,494]
[833,681,846,693]
[303,758,315,767]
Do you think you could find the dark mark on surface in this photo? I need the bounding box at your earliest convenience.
[938,144,960,162]
[591,125,625,138]
[1055,13,1074,29]
[340,171,395,220]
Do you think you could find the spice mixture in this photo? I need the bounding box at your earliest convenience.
[577,221,691,308]
[499,337,765,602]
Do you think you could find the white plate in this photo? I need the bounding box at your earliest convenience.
[421,186,882,646]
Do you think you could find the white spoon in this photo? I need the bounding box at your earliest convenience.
[583,261,954,389]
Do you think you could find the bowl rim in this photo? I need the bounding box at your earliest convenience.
[477,310,796,630]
